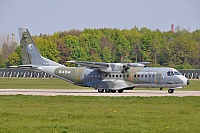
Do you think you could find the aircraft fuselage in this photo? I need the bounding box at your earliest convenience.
[37,66,188,92]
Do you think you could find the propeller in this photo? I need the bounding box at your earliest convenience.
[121,64,131,73]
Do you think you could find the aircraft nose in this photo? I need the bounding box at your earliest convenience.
[180,76,188,86]
[187,80,190,85]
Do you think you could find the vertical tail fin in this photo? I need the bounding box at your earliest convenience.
[19,28,43,65]
[18,28,62,66]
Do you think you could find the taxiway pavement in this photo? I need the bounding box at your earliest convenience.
[0,89,199,97]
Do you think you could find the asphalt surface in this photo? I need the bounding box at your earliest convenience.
[0,89,199,97]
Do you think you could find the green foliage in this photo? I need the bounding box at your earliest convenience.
[7,46,22,66]
[7,52,21,66]
[65,35,89,61]
[38,27,200,68]
[101,46,112,62]
[0,49,6,67]
[175,63,194,69]
[3,26,200,68]
[33,36,60,62]
[0,55,6,68]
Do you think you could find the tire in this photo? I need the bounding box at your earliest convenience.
[98,89,104,93]
[168,89,174,94]
[105,89,110,93]
[118,89,124,93]
[110,90,116,93]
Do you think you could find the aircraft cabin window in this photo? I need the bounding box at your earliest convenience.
[116,75,118,77]
[109,75,111,77]
[134,75,136,78]
[120,75,122,77]
[127,75,129,78]
[138,75,140,78]
[145,75,147,78]
[112,75,115,77]
[149,75,151,78]
[141,75,144,78]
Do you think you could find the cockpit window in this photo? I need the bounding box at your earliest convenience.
[171,71,174,75]
[167,71,174,76]
[167,71,171,76]
[167,71,180,76]
[174,71,181,75]
[167,72,169,76]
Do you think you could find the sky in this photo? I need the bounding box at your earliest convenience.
[0,0,200,41]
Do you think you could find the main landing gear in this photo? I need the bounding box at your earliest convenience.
[98,89,104,93]
[97,89,123,93]
[110,90,116,93]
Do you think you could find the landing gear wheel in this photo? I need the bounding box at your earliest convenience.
[98,89,104,93]
[110,90,116,93]
[118,89,124,93]
[168,89,174,94]
[105,89,110,93]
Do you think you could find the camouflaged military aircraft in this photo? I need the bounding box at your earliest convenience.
[16,28,189,93]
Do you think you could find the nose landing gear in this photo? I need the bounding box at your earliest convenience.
[187,80,190,85]
[168,89,174,94]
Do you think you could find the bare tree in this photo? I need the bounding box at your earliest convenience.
[1,33,18,60]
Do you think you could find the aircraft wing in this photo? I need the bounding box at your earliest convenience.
[66,61,109,68]
[67,61,149,73]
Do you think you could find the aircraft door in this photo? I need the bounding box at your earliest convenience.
[76,69,84,84]
[128,69,135,82]
[156,74,162,84]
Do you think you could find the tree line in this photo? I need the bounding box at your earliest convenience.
[1,26,200,69]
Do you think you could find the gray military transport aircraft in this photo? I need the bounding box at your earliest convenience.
[15,28,189,93]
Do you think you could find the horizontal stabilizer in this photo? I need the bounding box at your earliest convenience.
[9,64,39,69]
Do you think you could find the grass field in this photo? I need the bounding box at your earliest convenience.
[0,78,86,89]
[0,78,199,132]
[0,95,200,133]
[0,78,199,91]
